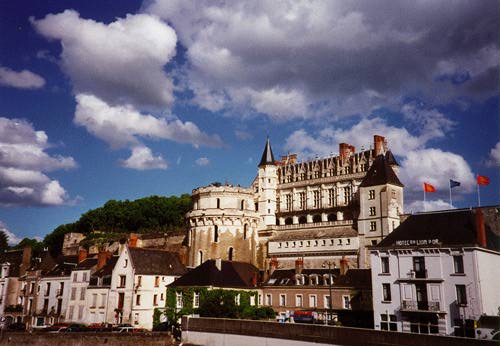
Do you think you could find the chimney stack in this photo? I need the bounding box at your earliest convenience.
[269,256,279,275]
[128,234,138,248]
[475,209,487,247]
[340,256,348,276]
[295,257,304,275]
[374,135,386,156]
[97,250,111,271]
[20,246,32,276]
[78,248,88,263]
[339,143,350,161]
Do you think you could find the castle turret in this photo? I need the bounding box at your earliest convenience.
[257,138,277,229]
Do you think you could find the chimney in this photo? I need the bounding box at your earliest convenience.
[20,246,32,276]
[215,258,222,271]
[295,257,304,275]
[269,256,279,275]
[97,250,111,271]
[340,256,348,276]
[475,209,487,247]
[339,143,350,161]
[129,234,138,248]
[374,135,386,156]
[78,248,88,263]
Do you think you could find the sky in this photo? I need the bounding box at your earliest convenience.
[0,0,498,244]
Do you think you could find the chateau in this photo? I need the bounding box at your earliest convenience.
[186,134,404,271]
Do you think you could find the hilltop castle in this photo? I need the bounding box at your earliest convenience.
[186,135,404,271]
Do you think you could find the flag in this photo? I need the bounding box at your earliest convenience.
[477,175,490,186]
[423,183,436,192]
[449,179,461,188]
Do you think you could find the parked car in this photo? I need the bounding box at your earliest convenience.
[66,323,89,332]
[87,323,112,332]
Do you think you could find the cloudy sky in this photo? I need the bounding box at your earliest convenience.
[0,0,498,243]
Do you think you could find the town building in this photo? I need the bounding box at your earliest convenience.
[86,253,117,325]
[106,244,186,329]
[261,257,372,327]
[370,207,500,336]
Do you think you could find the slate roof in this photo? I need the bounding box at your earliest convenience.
[128,247,186,276]
[259,137,276,166]
[359,154,403,188]
[0,249,24,277]
[92,256,119,277]
[384,150,399,166]
[74,257,98,270]
[376,207,500,251]
[169,260,259,288]
[263,268,371,289]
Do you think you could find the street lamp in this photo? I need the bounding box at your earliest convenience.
[322,261,335,325]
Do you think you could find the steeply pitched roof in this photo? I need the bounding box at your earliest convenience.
[92,256,119,277]
[359,154,403,188]
[376,207,500,251]
[258,137,276,166]
[74,257,98,270]
[385,150,399,166]
[128,247,186,276]
[169,260,259,289]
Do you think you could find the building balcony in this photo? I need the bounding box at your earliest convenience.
[397,270,443,283]
[401,300,444,313]
[273,219,353,231]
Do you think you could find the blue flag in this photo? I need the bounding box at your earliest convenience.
[450,179,461,188]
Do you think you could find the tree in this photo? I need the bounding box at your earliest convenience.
[11,238,44,256]
[0,230,8,252]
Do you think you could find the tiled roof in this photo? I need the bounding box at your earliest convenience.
[169,260,259,289]
[128,247,186,276]
[259,137,276,166]
[263,268,371,289]
[376,207,500,251]
[359,154,403,188]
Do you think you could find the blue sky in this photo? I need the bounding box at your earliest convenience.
[0,0,498,244]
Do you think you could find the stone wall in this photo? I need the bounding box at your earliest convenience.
[181,316,496,346]
[0,332,176,346]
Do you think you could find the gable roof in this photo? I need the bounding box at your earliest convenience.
[258,137,276,166]
[376,207,500,251]
[359,154,403,188]
[128,247,186,276]
[92,256,119,277]
[169,260,259,289]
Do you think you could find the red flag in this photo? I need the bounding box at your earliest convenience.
[477,175,490,185]
[423,183,436,192]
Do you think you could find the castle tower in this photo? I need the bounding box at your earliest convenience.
[357,146,404,268]
[186,184,260,267]
[257,138,277,229]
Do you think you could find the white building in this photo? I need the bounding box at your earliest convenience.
[86,254,117,325]
[106,245,186,329]
[66,250,97,323]
[371,207,500,336]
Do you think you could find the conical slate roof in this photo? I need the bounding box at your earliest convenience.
[359,154,404,188]
[258,137,276,166]
[385,150,399,166]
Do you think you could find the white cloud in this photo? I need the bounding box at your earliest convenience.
[399,148,475,192]
[32,10,177,110]
[0,221,23,246]
[120,146,167,170]
[235,130,253,141]
[406,199,455,213]
[145,0,499,120]
[487,142,500,166]
[195,157,210,166]
[0,66,45,89]
[0,117,75,206]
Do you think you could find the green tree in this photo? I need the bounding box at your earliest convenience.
[0,230,8,252]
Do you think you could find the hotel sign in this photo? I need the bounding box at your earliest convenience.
[395,239,440,246]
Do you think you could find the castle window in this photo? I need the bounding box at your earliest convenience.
[299,192,306,209]
[344,186,352,204]
[369,190,375,200]
[370,221,377,231]
[313,190,320,208]
[285,217,293,225]
[299,216,307,224]
[285,194,292,211]
[313,214,322,223]
[228,247,234,261]
[241,200,245,210]
[369,207,376,216]
[214,225,219,242]
[328,188,336,206]
[198,251,203,265]
[243,224,248,239]
[216,198,220,209]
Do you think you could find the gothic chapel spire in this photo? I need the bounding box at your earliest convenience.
[259,137,276,166]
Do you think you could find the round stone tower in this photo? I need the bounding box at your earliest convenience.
[187,184,260,267]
